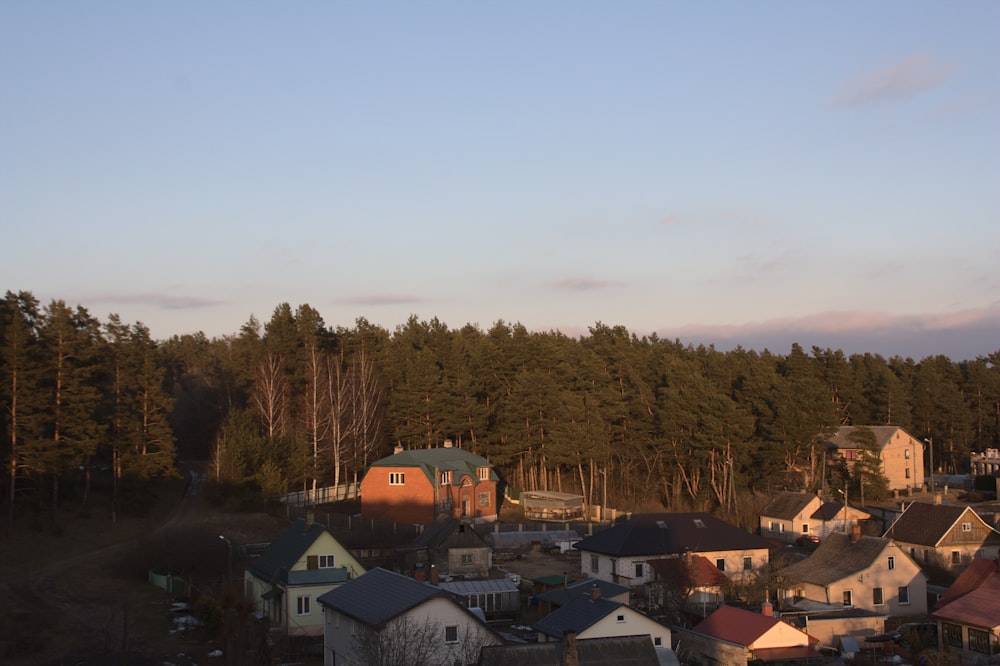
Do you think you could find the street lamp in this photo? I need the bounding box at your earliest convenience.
[924,438,934,495]
[219,535,232,582]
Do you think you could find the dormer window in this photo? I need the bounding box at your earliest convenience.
[693,519,705,528]
[441,471,452,485]
[389,472,405,485]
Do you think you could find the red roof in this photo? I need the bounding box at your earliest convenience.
[648,555,728,587]
[692,605,787,647]
[933,557,1000,628]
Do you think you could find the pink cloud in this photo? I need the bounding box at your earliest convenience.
[831,53,953,106]
[548,278,627,291]
[338,294,424,306]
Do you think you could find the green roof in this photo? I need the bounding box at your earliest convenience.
[370,446,497,485]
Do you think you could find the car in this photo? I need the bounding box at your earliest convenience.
[795,534,821,547]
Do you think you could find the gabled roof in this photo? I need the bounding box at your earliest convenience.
[825,425,914,451]
[316,567,446,627]
[647,555,728,587]
[407,518,491,551]
[778,532,903,587]
[249,518,327,581]
[884,502,997,547]
[536,579,630,607]
[573,513,770,557]
[533,596,626,639]
[478,636,662,666]
[933,558,1000,628]
[809,500,871,522]
[370,445,498,484]
[691,605,798,647]
[761,492,818,520]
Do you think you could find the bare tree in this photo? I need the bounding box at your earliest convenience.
[325,348,354,492]
[354,615,494,666]
[349,340,384,480]
[251,352,289,440]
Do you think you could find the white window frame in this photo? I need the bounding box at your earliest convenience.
[318,554,335,568]
[440,470,452,485]
[590,555,599,573]
[887,556,894,570]
[445,625,459,644]
[962,522,972,532]
[296,595,311,616]
[873,587,884,605]
[389,472,405,485]
[477,467,490,481]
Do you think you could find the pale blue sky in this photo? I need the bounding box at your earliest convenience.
[2,1,998,359]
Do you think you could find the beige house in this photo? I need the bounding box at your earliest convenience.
[823,426,924,492]
[534,588,672,653]
[244,516,365,637]
[760,492,870,543]
[884,501,1000,570]
[776,530,928,617]
[678,604,821,664]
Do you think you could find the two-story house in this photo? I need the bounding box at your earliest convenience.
[759,491,870,543]
[776,529,928,617]
[361,441,501,525]
[883,501,1000,570]
[244,515,365,637]
[823,426,924,492]
[932,557,1000,660]
[573,513,771,590]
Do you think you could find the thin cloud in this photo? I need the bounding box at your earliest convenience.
[548,278,627,292]
[831,53,953,106]
[88,292,223,310]
[337,294,424,306]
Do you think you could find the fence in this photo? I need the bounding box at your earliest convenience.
[279,482,360,507]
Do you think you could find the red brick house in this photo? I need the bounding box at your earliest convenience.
[360,441,501,525]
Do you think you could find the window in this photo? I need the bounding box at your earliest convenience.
[942,623,962,648]
[440,497,453,512]
[716,559,725,572]
[479,492,490,506]
[769,521,777,531]
[693,519,705,528]
[461,554,473,565]
[654,637,662,647]
[969,628,990,654]
[887,556,894,570]
[296,595,311,616]
[389,472,405,485]
[898,586,909,605]
[477,466,490,481]
[440,471,452,485]
[843,590,853,607]
[591,555,599,573]
[635,562,644,578]
[318,554,335,568]
[616,614,625,623]
[779,523,785,533]
[905,448,911,458]
[962,522,972,532]
[951,551,961,566]
[444,625,459,644]
[743,556,753,572]
[802,524,809,534]
[905,468,911,478]
[873,587,884,605]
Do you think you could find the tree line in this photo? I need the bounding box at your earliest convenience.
[3,292,1000,533]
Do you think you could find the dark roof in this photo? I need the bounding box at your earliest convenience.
[573,513,770,557]
[884,502,987,547]
[810,501,847,521]
[407,518,491,551]
[533,596,626,639]
[370,445,497,484]
[825,425,912,450]
[478,636,660,666]
[536,579,630,607]
[249,518,326,581]
[933,558,1000,627]
[316,567,446,627]
[777,532,894,586]
[761,493,818,520]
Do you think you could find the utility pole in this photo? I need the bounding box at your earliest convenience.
[924,437,935,495]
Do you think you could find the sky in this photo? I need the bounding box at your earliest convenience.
[2,1,998,361]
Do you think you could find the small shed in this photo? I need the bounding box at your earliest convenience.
[522,491,585,521]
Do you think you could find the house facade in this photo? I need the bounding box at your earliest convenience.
[679,604,821,664]
[932,558,1000,661]
[402,518,494,579]
[244,516,365,637]
[361,441,501,525]
[776,530,928,617]
[574,513,770,590]
[823,426,924,492]
[533,589,672,653]
[759,491,870,543]
[884,501,1000,570]
[317,567,503,666]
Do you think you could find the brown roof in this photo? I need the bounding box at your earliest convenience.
[647,555,729,587]
[825,425,911,450]
[692,605,802,647]
[933,558,1000,628]
[761,492,817,520]
[778,532,893,586]
[884,503,982,547]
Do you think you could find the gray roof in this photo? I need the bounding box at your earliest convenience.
[478,636,660,666]
[537,579,630,607]
[249,518,326,581]
[884,502,991,547]
[573,513,770,557]
[811,501,848,521]
[761,492,817,520]
[408,518,492,551]
[370,445,498,485]
[438,578,519,596]
[316,567,446,627]
[534,596,626,639]
[777,532,891,586]
[825,425,913,450]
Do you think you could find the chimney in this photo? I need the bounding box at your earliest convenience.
[934,493,943,505]
[414,563,426,582]
[443,439,454,448]
[683,548,693,564]
[590,583,601,602]
[851,524,861,543]
[562,631,579,666]
[430,564,439,585]
[393,443,403,455]
[762,590,773,617]
[304,510,314,531]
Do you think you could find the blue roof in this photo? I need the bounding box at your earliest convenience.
[537,579,629,607]
[317,567,447,626]
[534,596,625,639]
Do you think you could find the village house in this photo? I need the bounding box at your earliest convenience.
[776,528,928,617]
[573,512,770,591]
[402,517,494,579]
[646,552,729,619]
[883,501,1000,570]
[244,515,365,637]
[674,603,822,665]
[360,440,501,525]
[822,426,924,492]
[932,557,1000,660]
[317,567,503,666]
[535,578,631,619]
[759,491,870,543]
